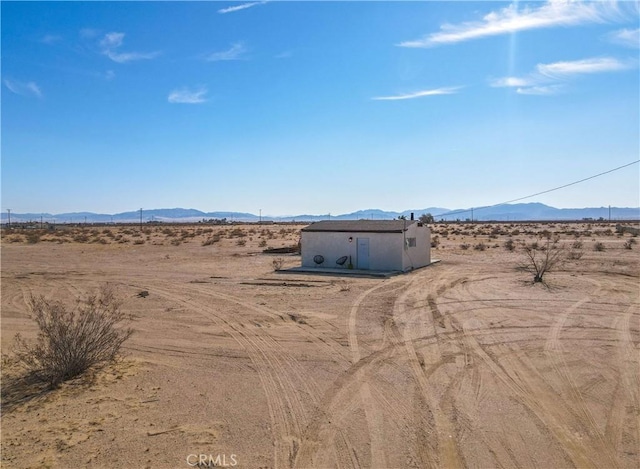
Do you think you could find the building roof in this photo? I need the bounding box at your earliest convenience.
[301,220,418,233]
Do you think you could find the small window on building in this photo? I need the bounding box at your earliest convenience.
[406,237,416,247]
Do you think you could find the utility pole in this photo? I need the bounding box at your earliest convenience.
[608,205,611,222]
[41,215,43,229]
[140,208,143,231]
[7,209,11,229]
[471,207,474,222]
[259,209,262,224]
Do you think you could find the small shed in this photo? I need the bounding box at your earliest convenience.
[300,219,430,272]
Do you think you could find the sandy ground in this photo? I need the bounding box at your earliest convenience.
[1,222,639,468]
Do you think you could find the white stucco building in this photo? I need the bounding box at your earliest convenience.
[300,219,430,272]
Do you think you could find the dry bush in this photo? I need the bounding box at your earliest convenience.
[519,240,567,284]
[593,242,605,252]
[474,242,486,251]
[624,238,637,250]
[25,231,41,244]
[460,243,470,250]
[12,285,133,388]
[73,233,89,243]
[202,234,221,246]
[236,238,247,246]
[504,239,515,251]
[272,257,284,271]
[258,239,267,248]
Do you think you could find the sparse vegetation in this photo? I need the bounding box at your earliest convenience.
[594,242,605,252]
[272,257,284,271]
[519,239,567,284]
[12,285,133,388]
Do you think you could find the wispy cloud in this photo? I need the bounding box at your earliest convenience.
[372,87,461,101]
[399,1,633,48]
[491,56,635,95]
[4,79,42,98]
[606,27,640,48]
[275,50,293,59]
[516,85,564,96]
[537,56,633,78]
[100,32,160,63]
[218,1,267,14]
[80,28,100,39]
[168,86,208,104]
[41,34,62,45]
[490,76,535,88]
[205,42,247,62]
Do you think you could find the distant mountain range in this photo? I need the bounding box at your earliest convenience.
[2,203,639,224]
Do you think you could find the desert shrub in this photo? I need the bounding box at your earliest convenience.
[230,228,246,238]
[624,239,637,250]
[170,239,181,246]
[460,243,470,250]
[258,239,267,248]
[593,242,605,252]
[73,234,89,243]
[504,239,515,251]
[474,242,486,251]
[236,238,247,246]
[25,232,41,244]
[567,250,584,260]
[571,240,583,249]
[520,240,567,284]
[202,235,221,246]
[133,239,145,245]
[272,257,284,271]
[431,236,440,248]
[12,285,133,388]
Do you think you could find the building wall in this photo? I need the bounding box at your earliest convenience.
[301,231,404,271]
[301,226,431,271]
[401,224,431,270]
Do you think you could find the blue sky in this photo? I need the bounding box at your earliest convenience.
[2,1,639,216]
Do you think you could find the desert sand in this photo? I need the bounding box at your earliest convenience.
[1,222,639,468]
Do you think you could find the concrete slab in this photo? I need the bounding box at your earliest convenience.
[279,259,440,278]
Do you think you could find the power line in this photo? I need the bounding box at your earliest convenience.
[439,159,640,220]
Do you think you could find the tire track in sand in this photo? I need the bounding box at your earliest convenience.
[143,281,352,469]
[296,277,409,468]
[606,298,640,457]
[544,277,620,468]
[390,268,469,468]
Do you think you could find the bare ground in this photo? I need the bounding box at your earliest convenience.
[1,222,639,468]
